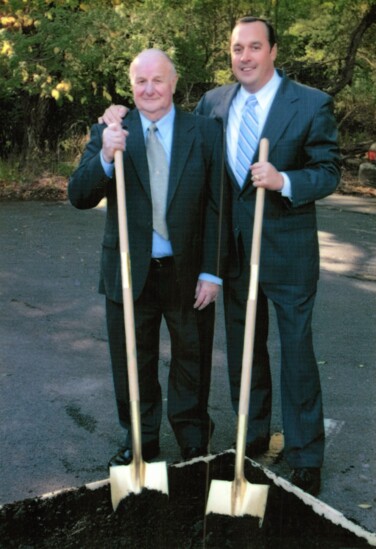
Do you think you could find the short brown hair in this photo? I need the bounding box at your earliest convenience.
[235,16,277,48]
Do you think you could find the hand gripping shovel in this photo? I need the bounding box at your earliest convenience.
[206,138,270,524]
[109,150,169,511]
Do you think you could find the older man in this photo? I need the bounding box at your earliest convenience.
[69,49,227,465]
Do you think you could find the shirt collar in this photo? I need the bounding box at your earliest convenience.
[239,70,281,110]
[140,106,176,140]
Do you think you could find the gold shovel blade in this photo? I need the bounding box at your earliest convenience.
[110,461,169,511]
[205,479,269,525]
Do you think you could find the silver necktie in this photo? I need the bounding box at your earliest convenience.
[236,95,259,185]
[146,123,169,240]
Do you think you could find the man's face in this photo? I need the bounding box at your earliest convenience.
[231,21,277,93]
[130,51,178,121]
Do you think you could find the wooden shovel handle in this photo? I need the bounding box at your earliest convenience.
[234,139,269,482]
[238,138,269,415]
[114,150,140,405]
[114,150,143,463]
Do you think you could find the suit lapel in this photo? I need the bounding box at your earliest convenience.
[167,109,195,209]
[123,109,151,200]
[260,73,299,157]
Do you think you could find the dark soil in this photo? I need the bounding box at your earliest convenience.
[0,453,370,549]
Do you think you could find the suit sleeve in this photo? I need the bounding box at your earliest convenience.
[200,119,229,279]
[68,124,112,210]
[285,96,341,207]
[194,93,215,119]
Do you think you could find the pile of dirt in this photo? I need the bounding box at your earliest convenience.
[0,453,370,549]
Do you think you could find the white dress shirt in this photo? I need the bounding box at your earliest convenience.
[227,70,291,198]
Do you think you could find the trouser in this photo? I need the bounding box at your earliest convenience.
[223,254,325,467]
[105,257,215,450]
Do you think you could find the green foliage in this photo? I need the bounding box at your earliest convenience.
[0,156,22,181]
[275,0,376,145]
[0,0,375,166]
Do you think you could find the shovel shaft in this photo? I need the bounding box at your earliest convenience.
[114,150,142,457]
[235,138,269,482]
[234,414,248,482]
[206,143,270,518]
[111,156,169,512]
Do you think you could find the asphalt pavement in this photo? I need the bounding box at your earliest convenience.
[0,194,375,537]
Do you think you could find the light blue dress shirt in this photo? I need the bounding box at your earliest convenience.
[100,106,222,286]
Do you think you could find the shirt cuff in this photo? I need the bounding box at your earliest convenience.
[100,150,114,177]
[199,273,223,286]
[279,172,292,200]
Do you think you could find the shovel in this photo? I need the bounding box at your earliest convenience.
[109,150,169,511]
[206,138,270,524]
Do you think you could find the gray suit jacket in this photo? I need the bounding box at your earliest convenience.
[68,108,228,304]
[195,70,341,285]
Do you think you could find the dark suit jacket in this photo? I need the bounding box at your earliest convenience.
[68,108,228,305]
[195,70,341,285]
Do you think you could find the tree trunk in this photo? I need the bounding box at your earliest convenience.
[20,95,54,163]
[328,4,376,96]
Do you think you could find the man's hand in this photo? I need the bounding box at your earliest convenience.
[98,104,128,126]
[251,161,284,191]
[193,280,220,311]
[102,123,128,163]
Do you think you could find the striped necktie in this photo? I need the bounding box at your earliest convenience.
[236,95,259,185]
[146,123,169,240]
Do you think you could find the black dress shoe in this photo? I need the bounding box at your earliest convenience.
[108,440,160,468]
[109,448,133,467]
[244,436,270,458]
[290,467,321,496]
[181,447,207,461]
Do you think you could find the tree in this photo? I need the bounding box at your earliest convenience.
[0,0,122,158]
[270,0,376,142]
[0,0,375,164]
[328,2,376,96]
